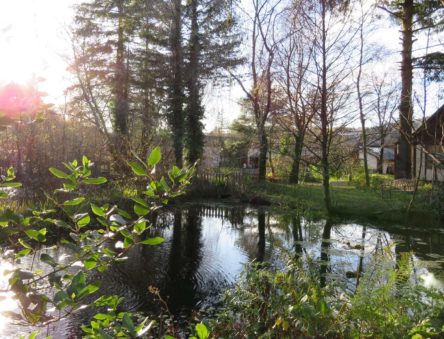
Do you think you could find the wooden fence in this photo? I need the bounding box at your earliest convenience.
[196,168,259,193]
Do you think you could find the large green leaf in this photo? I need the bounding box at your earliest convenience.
[134,221,147,234]
[49,167,69,179]
[147,147,161,167]
[82,155,90,168]
[0,182,22,188]
[63,197,85,206]
[91,203,105,217]
[18,238,32,249]
[134,204,149,216]
[140,237,164,245]
[131,197,148,208]
[78,282,100,299]
[74,213,91,228]
[195,322,209,339]
[128,161,146,176]
[25,228,47,242]
[82,177,107,185]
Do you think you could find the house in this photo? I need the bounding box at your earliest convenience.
[359,147,395,174]
[412,104,444,182]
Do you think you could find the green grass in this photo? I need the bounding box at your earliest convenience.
[248,181,439,227]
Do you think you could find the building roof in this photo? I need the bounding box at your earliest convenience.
[414,104,444,145]
[367,147,395,161]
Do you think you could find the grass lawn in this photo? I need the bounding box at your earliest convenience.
[248,181,439,227]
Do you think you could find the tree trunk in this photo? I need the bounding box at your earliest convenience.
[397,0,414,179]
[113,0,129,169]
[114,0,128,139]
[320,0,332,213]
[289,133,304,184]
[185,0,204,165]
[14,123,22,177]
[169,0,185,167]
[258,129,268,181]
[378,141,385,174]
[268,147,275,178]
[356,10,369,187]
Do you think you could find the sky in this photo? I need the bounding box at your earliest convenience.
[0,0,442,132]
[0,0,78,103]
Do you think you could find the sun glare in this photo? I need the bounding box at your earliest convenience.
[0,0,77,103]
[0,261,19,334]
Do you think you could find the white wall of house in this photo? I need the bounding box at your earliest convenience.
[360,150,378,170]
[359,150,393,174]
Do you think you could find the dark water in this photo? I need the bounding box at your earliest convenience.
[1,203,444,337]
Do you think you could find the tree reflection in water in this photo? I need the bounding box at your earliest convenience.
[320,219,333,288]
[3,204,443,338]
[291,214,303,258]
[164,207,203,313]
[257,209,266,262]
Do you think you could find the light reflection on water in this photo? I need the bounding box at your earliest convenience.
[0,262,17,334]
[0,203,443,337]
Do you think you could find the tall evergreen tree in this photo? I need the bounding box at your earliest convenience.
[70,0,241,168]
[129,0,169,153]
[184,0,204,164]
[183,0,242,165]
[167,0,185,167]
[71,0,172,162]
[70,0,135,159]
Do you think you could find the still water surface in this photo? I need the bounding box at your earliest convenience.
[1,203,444,337]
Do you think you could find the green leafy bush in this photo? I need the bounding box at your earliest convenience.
[303,165,323,183]
[352,170,393,190]
[0,148,195,338]
[370,173,393,190]
[212,252,444,338]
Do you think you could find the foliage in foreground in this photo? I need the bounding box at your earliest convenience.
[0,148,197,338]
[212,254,444,339]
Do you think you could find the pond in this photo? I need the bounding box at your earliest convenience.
[1,202,444,338]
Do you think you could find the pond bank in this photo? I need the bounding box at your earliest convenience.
[187,181,441,228]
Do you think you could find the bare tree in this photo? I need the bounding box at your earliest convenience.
[230,0,282,181]
[274,1,317,184]
[355,0,372,187]
[370,73,399,174]
[304,0,358,213]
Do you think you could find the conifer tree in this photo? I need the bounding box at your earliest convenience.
[183,0,242,165]
[380,0,444,178]
[167,0,186,167]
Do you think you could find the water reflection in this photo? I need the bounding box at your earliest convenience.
[292,215,303,258]
[164,207,203,312]
[320,219,333,288]
[356,226,366,287]
[0,262,17,334]
[0,203,443,338]
[257,209,266,262]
